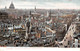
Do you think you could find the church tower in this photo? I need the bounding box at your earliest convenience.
[49,9,51,18]
[25,11,32,39]
[34,6,37,13]
[35,6,36,12]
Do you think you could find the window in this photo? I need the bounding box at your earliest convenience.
[72,27,74,29]
[68,41,69,45]
[64,39,66,41]
[69,28,71,31]
[74,32,76,34]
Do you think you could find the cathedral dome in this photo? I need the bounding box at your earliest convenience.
[9,2,15,9]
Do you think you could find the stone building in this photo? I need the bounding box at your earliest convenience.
[9,2,15,9]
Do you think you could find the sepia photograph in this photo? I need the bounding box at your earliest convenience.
[0,0,80,50]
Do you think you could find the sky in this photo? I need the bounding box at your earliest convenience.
[0,0,80,9]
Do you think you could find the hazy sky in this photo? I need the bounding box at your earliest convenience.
[0,0,80,9]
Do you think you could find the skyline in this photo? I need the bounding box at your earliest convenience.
[0,0,80,9]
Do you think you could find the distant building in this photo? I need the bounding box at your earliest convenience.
[9,2,15,9]
[0,11,8,20]
[5,6,7,9]
[46,11,49,17]
[31,6,40,17]
[34,6,36,13]
[76,14,80,21]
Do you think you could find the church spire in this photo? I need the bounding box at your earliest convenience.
[49,9,51,18]
[34,6,37,13]
[35,6,36,11]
